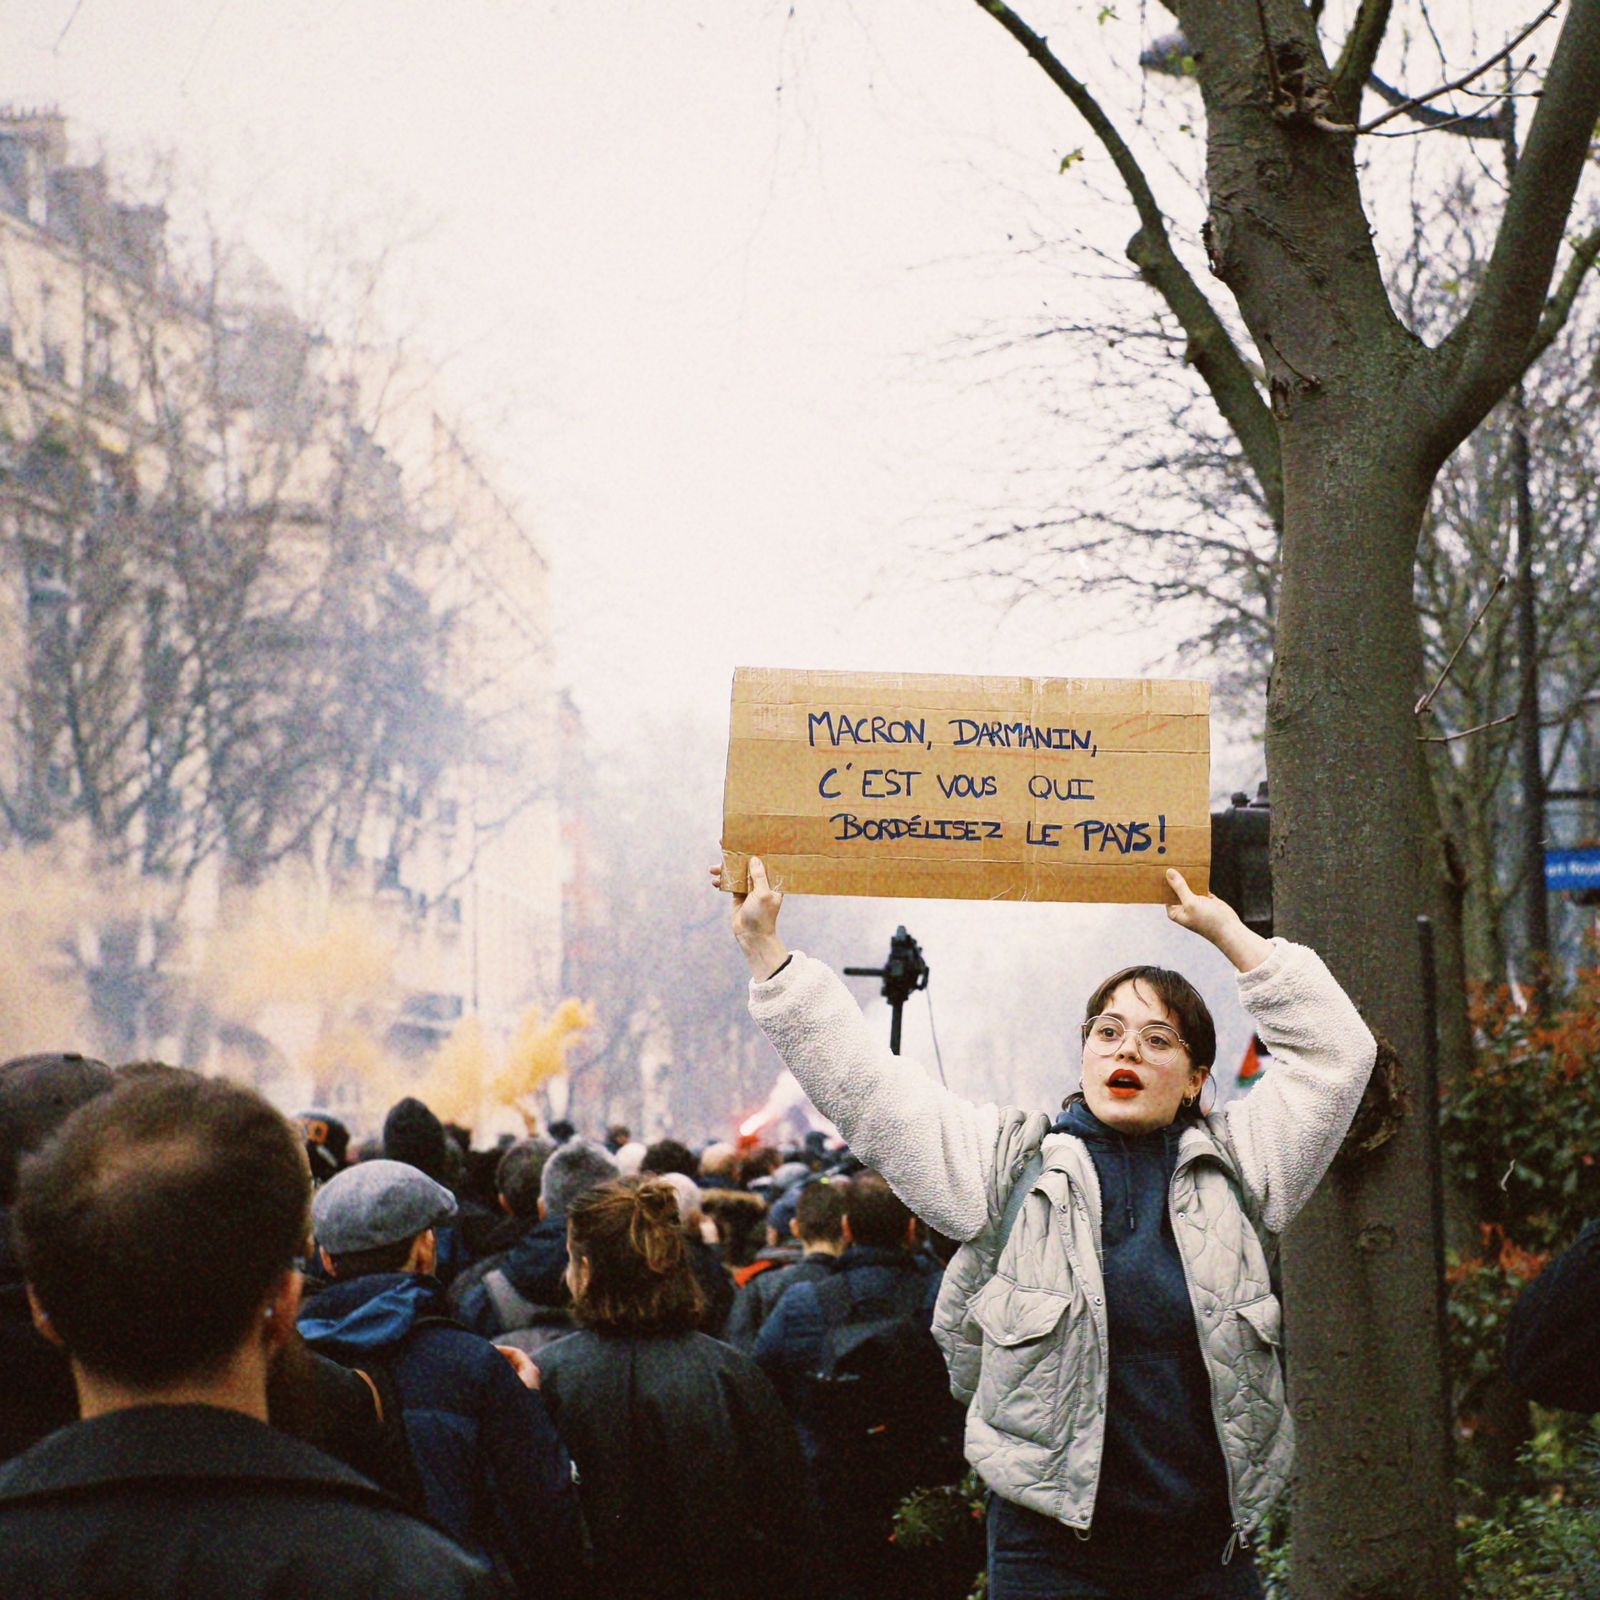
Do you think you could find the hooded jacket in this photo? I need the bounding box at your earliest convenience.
[1038,1100,1234,1573]
[747,938,1375,1550]
[298,1272,581,1598]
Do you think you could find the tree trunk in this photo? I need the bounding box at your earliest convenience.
[1269,443,1456,1596]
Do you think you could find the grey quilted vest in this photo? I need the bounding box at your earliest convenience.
[932,1107,1290,1540]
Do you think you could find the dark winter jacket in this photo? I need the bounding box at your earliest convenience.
[1507,1217,1600,1411]
[0,1403,501,1599]
[299,1272,581,1597]
[688,1234,736,1336]
[537,1329,815,1600]
[723,1249,841,1353]
[753,1244,938,1391]
[0,1209,77,1463]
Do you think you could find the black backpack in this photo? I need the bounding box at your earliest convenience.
[802,1269,963,1514]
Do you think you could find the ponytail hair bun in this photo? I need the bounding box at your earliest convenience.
[567,1176,706,1335]
[629,1180,687,1275]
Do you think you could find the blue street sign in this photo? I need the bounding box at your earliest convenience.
[1545,848,1600,891]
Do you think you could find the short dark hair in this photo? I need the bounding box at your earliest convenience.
[640,1138,697,1181]
[497,1136,555,1219]
[739,1145,780,1185]
[0,1052,114,1205]
[324,1234,419,1279]
[700,1189,769,1268]
[794,1178,847,1245]
[843,1172,913,1251]
[1083,965,1216,1072]
[567,1178,704,1335]
[14,1076,310,1387]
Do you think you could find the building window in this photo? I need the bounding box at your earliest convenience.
[87,315,126,406]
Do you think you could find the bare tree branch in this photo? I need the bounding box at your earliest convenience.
[1354,3,1558,135]
[1432,0,1600,454]
[971,0,1283,526]
[1329,0,1394,123]
[1526,220,1600,365]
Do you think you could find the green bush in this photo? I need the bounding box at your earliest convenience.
[1457,1426,1600,1598]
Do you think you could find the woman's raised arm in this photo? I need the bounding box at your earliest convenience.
[711,857,1005,1241]
[710,856,791,981]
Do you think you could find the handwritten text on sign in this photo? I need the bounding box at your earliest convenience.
[720,668,1210,903]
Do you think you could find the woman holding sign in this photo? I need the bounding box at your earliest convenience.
[710,856,1374,1600]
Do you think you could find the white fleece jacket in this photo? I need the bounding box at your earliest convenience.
[749,937,1375,1242]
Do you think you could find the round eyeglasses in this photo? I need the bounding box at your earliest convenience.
[1080,1015,1189,1064]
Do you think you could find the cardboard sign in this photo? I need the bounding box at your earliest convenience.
[720,667,1210,903]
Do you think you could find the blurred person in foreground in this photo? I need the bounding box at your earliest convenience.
[0,1075,497,1599]
[536,1176,815,1600]
[1506,1220,1600,1412]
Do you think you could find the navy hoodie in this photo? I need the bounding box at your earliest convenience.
[1049,1100,1235,1573]
[299,1271,581,1597]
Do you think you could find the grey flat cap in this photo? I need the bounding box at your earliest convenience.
[312,1158,457,1255]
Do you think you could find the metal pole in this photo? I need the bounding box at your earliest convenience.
[1417,916,1455,1467]
[1502,104,1551,993]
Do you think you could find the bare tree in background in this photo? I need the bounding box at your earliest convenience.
[960,173,1600,993]
[848,2,1600,1591]
[558,713,882,1142]
[0,147,513,1058]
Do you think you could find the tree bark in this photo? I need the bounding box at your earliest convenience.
[1269,442,1457,1596]
[1173,2,1459,1589]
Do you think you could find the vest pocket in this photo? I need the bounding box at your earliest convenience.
[969,1277,1077,1448]
[970,1277,1072,1347]
[1231,1294,1282,1349]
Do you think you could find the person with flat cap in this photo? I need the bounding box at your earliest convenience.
[300,1158,583,1599]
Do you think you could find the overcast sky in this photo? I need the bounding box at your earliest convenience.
[2,1,1193,734]
[6,0,1410,1094]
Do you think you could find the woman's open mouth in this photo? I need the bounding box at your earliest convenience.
[1106,1068,1144,1098]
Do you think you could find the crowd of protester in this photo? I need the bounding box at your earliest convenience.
[0,1050,962,1599]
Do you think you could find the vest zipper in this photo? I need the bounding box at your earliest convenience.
[1168,1155,1247,1548]
[1062,1157,1109,1531]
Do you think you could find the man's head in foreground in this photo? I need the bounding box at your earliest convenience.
[13,1075,309,1416]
